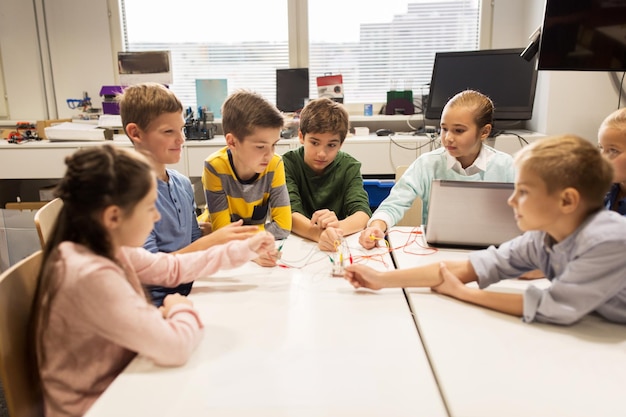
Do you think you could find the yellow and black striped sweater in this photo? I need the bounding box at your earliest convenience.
[201,147,292,239]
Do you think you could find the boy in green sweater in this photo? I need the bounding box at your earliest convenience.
[283,98,371,251]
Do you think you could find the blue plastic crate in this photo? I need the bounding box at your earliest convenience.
[363,179,395,209]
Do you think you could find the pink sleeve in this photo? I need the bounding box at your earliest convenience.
[123,239,258,287]
[64,263,204,366]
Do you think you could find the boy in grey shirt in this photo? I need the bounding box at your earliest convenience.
[344,135,626,325]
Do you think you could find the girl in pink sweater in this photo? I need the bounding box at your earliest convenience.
[30,145,274,417]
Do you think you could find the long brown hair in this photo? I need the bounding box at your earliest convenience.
[29,145,155,376]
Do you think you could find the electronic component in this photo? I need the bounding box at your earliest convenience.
[330,238,350,277]
[7,122,39,144]
[185,106,216,140]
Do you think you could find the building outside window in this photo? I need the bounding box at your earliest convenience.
[120,0,480,109]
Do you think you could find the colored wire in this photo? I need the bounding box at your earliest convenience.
[386,227,438,256]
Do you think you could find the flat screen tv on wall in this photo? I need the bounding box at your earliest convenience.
[537,0,626,71]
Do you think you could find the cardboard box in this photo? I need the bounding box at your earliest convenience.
[0,208,40,272]
[5,202,47,210]
[0,129,13,139]
[317,73,344,103]
[36,119,72,139]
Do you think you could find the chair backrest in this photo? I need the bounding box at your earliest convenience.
[394,165,423,227]
[34,198,63,248]
[0,250,44,417]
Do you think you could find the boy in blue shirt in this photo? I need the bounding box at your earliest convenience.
[119,83,258,306]
[283,98,371,251]
[345,135,626,325]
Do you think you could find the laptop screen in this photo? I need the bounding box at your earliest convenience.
[425,180,521,249]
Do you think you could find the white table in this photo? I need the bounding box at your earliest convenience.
[85,233,447,417]
[388,226,626,417]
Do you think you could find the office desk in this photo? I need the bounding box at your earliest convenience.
[0,134,425,179]
[0,130,544,180]
[388,227,626,417]
[85,233,447,417]
[0,139,141,179]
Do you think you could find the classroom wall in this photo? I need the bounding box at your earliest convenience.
[0,0,49,120]
[491,0,528,49]
[0,0,116,121]
[0,0,623,142]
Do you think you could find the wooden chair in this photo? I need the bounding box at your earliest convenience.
[34,198,62,248]
[394,165,423,227]
[0,250,44,417]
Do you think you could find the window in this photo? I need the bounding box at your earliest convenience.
[120,0,289,108]
[308,0,481,104]
[120,0,481,109]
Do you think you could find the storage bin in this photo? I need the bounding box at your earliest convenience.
[0,208,40,272]
[363,179,394,209]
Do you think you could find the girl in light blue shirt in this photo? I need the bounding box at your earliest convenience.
[360,90,515,249]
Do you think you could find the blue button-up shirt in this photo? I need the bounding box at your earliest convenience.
[144,169,202,306]
[470,210,626,325]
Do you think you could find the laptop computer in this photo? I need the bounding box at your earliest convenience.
[424,180,521,249]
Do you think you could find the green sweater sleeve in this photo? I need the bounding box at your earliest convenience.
[283,149,306,215]
[341,157,372,217]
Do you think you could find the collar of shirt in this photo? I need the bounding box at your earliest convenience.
[604,183,626,215]
[445,144,490,176]
[540,208,602,253]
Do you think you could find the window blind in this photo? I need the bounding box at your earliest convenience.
[120,0,289,109]
[120,0,480,109]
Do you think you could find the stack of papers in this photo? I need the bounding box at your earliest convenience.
[45,122,113,141]
[98,114,123,128]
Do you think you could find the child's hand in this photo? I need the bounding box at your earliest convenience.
[431,262,465,297]
[311,209,339,230]
[343,264,385,290]
[247,231,275,254]
[359,226,385,249]
[318,226,343,252]
[160,293,193,318]
[252,252,279,267]
[517,269,545,280]
[202,220,259,246]
[198,221,213,236]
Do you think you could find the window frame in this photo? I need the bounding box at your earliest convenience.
[110,0,493,113]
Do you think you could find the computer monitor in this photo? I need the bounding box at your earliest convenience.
[276,68,309,113]
[425,48,538,121]
[537,0,626,71]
